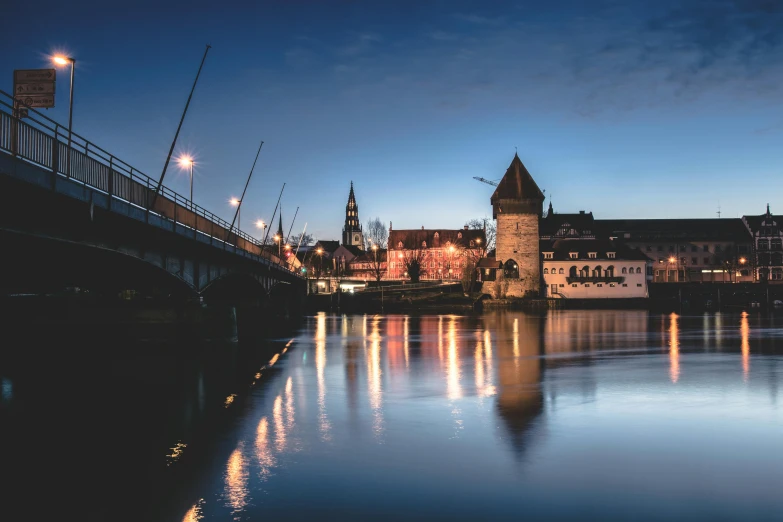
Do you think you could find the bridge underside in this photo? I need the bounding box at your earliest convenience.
[0,156,304,300]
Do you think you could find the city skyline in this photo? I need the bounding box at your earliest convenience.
[2,0,782,241]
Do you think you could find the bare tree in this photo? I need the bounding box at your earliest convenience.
[395,234,431,283]
[466,218,495,252]
[368,247,386,283]
[365,217,388,250]
[291,232,314,247]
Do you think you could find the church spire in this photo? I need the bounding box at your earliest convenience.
[343,181,364,250]
[277,210,284,241]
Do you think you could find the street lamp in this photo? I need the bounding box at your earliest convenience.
[274,234,281,258]
[230,197,241,230]
[178,156,194,209]
[668,256,676,283]
[372,243,379,283]
[255,219,266,245]
[449,245,456,280]
[52,54,75,176]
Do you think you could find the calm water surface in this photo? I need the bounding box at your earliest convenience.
[2,310,782,521]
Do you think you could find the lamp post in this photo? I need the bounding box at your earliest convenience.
[372,243,379,283]
[449,245,455,280]
[255,219,266,247]
[274,234,281,259]
[52,55,75,176]
[230,198,241,230]
[739,257,747,283]
[178,156,194,209]
[668,256,676,283]
[316,247,324,279]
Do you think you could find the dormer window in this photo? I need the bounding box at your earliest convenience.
[470,240,475,247]
[422,241,427,248]
[434,232,439,239]
[569,252,578,259]
[588,252,597,259]
[543,252,553,259]
[457,232,462,239]
[397,241,403,248]
[607,252,616,259]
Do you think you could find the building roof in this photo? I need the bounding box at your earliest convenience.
[541,211,596,239]
[477,257,502,269]
[389,227,487,250]
[742,206,782,235]
[314,240,340,254]
[596,218,751,242]
[490,153,545,204]
[349,249,388,264]
[541,238,648,261]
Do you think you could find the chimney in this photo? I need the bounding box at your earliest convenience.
[579,210,585,214]
[421,225,424,230]
[464,225,469,230]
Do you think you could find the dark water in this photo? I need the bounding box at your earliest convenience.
[1,311,782,521]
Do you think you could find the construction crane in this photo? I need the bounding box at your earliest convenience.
[473,176,498,187]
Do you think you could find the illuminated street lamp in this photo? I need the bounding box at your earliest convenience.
[230,197,241,230]
[178,156,194,209]
[255,219,266,245]
[449,245,456,279]
[52,54,76,176]
[274,233,282,258]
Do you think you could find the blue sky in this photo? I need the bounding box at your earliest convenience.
[2,0,782,241]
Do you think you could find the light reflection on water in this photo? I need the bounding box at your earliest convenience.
[181,310,782,521]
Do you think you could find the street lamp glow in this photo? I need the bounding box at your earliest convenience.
[230,197,240,206]
[740,257,747,264]
[668,256,676,263]
[274,234,281,243]
[255,219,266,229]
[52,55,71,66]
[372,244,378,251]
[284,244,291,250]
[178,155,193,168]
[449,246,455,253]
[316,248,323,255]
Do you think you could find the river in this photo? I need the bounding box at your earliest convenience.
[1,310,781,521]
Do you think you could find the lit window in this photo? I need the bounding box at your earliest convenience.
[607,252,615,259]
[543,252,553,259]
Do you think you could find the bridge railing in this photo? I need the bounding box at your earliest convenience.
[0,90,299,276]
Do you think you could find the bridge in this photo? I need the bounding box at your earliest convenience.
[0,90,305,306]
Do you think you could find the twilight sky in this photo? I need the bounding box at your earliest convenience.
[2,0,782,241]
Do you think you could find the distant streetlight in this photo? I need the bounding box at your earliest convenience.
[52,54,75,176]
[230,197,241,230]
[255,219,266,246]
[274,234,281,258]
[449,245,456,279]
[178,156,194,209]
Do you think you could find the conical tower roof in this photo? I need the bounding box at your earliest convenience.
[491,153,545,203]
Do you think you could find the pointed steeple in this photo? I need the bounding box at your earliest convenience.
[547,199,554,217]
[490,153,545,218]
[277,210,284,241]
[767,203,771,215]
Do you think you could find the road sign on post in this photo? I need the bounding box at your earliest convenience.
[13,69,56,109]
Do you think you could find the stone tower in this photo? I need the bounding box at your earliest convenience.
[490,153,545,297]
[342,181,364,250]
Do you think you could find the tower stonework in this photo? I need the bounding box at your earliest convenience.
[489,153,544,297]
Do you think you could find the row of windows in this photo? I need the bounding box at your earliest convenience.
[396,239,476,249]
[567,283,642,288]
[644,244,750,253]
[544,266,642,275]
